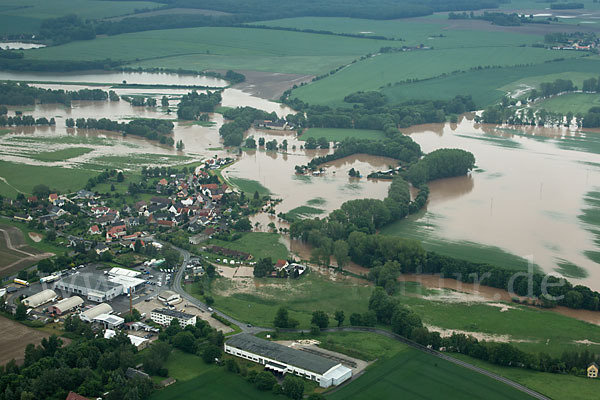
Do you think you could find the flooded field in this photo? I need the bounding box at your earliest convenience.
[391,115,600,289]
[1,72,600,290]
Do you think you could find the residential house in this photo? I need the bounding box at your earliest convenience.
[588,363,598,378]
[48,193,59,203]
[75,189,95,200]
[88,225,101,235]
[95,243,109,255]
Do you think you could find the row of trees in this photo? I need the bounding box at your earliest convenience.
[66,117,175,145]
[364,288,600,376]
[0,115,56,127]
[0,82,113,106]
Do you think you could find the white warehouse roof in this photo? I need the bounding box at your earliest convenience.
[108,275,146,294]
[22,289,57,308]
[104,329,148,348]
[52,296,83,313]
[108,267,140,278]
[80,303,113,322]
[158,290,180,302]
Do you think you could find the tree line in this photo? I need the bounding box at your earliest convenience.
[405,148,476,186]
[0,82,113,106]
[0,115,56,127]
[362,287,599,377]
[66,117,175,145]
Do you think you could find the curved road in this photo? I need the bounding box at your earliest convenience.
[168,245,549,400]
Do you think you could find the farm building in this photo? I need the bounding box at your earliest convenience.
[93,313,125,329]
[54,273,123,302]
[225,334,352,388]
[151,308,196,327]
[158,290,181,304]
[49,296,84,315]
[22,289,57,308]
[79,303,113,322]
[104,329,148,349]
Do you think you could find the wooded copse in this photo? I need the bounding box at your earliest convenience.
[405,148,476,186]
[177,90,222,120]
[66,118,175,145]
[220,107,277,147]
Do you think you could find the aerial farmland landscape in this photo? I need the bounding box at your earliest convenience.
[0,0,600,399]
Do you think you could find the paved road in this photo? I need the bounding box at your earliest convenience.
[167,243,265,334]
[167,245,549,400]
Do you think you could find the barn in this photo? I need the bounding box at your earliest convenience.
[49,296,84,315]
[22,289,57,308]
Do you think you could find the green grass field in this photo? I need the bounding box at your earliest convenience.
[29,147,93,162]
[206,232,288,261]
[149,350,283,400]
[0,160,98,197]
[534,92,600,114]
[300,128,385,142]
[226,177,270,196]
[451,353,600,400]
[380,58,600,108]
[0,0,161,34]
[284,205,325,221]
[291,47,584,106]
[328,345,534,400]
[27,27,388,75]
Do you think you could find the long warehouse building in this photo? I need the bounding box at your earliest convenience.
[80,303,113,322]
[22,289,57,308]
[49,296,84,315]
[225,334,352,388]
[54,273,122,302]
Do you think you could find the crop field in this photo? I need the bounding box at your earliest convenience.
[28,27,388,75]
[0,316,52,365]
[149,350,282,400]
[380,58,600,107]
[451,353,600,400]
[205,232,288,261]
[300,128,385,142]
[0,0,161,34]
[328,345,534,400]
[534,93,600,114]
[291,47,584,106]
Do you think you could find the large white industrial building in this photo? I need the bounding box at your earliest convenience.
[49,296,84,315]
[22,289,57,308]
[79,303,113,322]
[150,308,196,327]
[225,334,352,388]
[54,273,122,302]
[94,313,124,329]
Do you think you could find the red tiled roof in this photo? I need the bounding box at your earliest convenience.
[66,392,90,400]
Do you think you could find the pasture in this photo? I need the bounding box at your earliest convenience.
[29,147,93,162]
[226,177,270,196]
[149,350,282,400]
[300,128,385,142]
[0,160,97,197]
[0,316,52,365]
[328,345,534,400]
[204,232,289,261]
[27,27,389,75]
[534,92,600,114]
